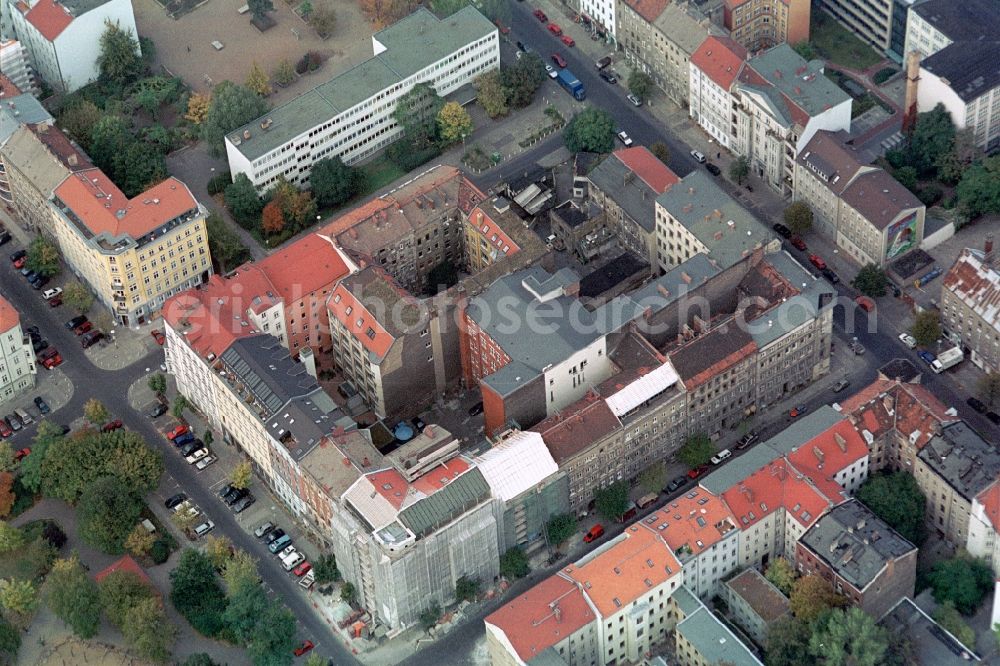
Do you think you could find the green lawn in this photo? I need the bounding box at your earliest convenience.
[361,158,407,193]
[809,10,883,70]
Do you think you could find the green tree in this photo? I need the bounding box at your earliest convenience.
[172,394,189,419]
[978,372,1000,407]
[852,264,889,298]
[124,524,155,558]
[766,616,812,666]
[44,555,101,638]
[308,1,336,36]
[313,554,339,584]
[502,54,544,109]
[809,607,889,666]
[932,601,975,648]
[0,444,13,474]
[206,212,251,272]
[593,481,629,521]
[245,62,272,97]
[627,70,654,103]
[273,60,296,87]
[340,581,357,605]
[475,70,508,119]
[222,550,260,595]
[310,157,360,208]
[23,421,65,494]
[203,81,270,157]
[182,654,219,666]
[499,547,529,579]
[59,100,103,147]
[26,235,60,277]
[650,142,670,166]
[0,615,19,663]
[563,107,615,154]
[856,472,926,545]
[729,156,750,185]
[957,155,1000,220]
[97,20,144,89]
[148,373,167,397]
[248,0,273,20]
[0,579,37,618]
[784,201,814,234]
[790,574,845,623]
[40,429,162,503]
[113,139,168,198]
[678,433,715,469]
[83,399,110,426]
[225,174,266,230]
[639,461,666,494]
[87,115,131,175]
[223,580,268,644]
[231,461,253,490]
[928,554,994,615]
[936,128,978,185]
[169,550,228,637]
[0,522,23,554]
[419,602,441,630]
[393,83,444,149]
[792,41,816,60]
[78,476,144,555]
[894,165,918,192]
[911,310,941,347]
[455,576,479,602]
[546,513,578,546]
[246,604,296,666]
[765,557,796,596]
[128,76,181,117]
[437,101,473,145]
[204,430,214,447]
[123,596,176,663]
[479,0,510,23]
[908,103,956,176]
[61,281,94,314]
[99,569,153,628]
[430,0,465,17]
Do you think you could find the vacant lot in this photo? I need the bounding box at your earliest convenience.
[810,10,883,70]
[133,0,376,105]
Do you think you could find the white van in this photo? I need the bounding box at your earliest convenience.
[14,408,32,425]
[710,448,732,465]
[193,520,214,537]
[282,551,305,571]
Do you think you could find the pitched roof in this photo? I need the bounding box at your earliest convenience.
[327,267,422,361]
[721,457,834,530]
[0,295,20,333]
[653,4,715,56]
[24,0,73,41]
[676,606,763,666]
[485,575,595,661]
[880,597,981,664]
[770,407,868,500]
[587,152,661,233]
[975,481,1000,533]
[918,421,1000,502]
[723,569,790,624]
[740,44,851,127]
[531,393,622,463]
[690,36,747,90]
[560,522,681,618]
[94,555,153,587]
[943,249,1000,331]
[836,379,958,451]
[621,0,669,22]
[53,170,201,241]
[255,234,350,303]
[840,169,923,230]
[642,489,737,563]
[667,323,756,390]
[613,146,680,195]
[473,430,559,502]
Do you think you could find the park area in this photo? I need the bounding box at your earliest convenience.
[806,10,883,70]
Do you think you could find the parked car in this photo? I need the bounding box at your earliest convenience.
[808,254,827,270]
[705,163,721,176]
[255,522,275,539]
[180,440,203,457]
[224,487,249,506]
[532,9,547,21]
[72,321,92,336]
[772,223,792,238]
[854,295,875,312]
[967,397,988,414]
[148,403,168,418]
[48,295,62,307]
[65,316,87,330]
[164,493,187,509]
[150,329,165,345]
[626,93,643,107]
[33,397,50,414]
[185,448,209,464]
[282,552,305,571]
[544,63,558,78]
[5,414,20,432]
[898,332,917,348]
[293,561,312,577]
[232,494,255,513]
[101,418,123,432]
[850,340,865,355]
[38,348,62,369]
[195,455,217,470]
[821,267,840,284]
[293,641,315,657]
[789,405,807,418]
[0,419,10,438]
[13,448,30,462]
[561,35,575,46]
[173,432,195,448]
[193,520,215,538]
[583,524,604,543]
[42,287,62,301]
[832,378,851,393]
[596,55,612,69]
[278,544,297,561]
[686,464,708,479]
[265,528,286,544]
[547,23,562,36]
[10,249,26,263]
[690,150,706,163]
[918,350,936,365]
[551,53,567,68]
[268,534,292,553]
[468,401,484,416]
[790,235,807,251]
[599,70,617,84]
[665,475,687,493]
[81,330,104,348]
[616,130,633,146]
[737,431,758,450]
[31,338,48,354]
[710,448,732,465]
[166,425,190,441]
[30,275,49,290]
[13,255,26,269]
[986,411,1000,425]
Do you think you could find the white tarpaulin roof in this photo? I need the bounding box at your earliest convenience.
[473,431,558,501]
[604,362,680,417]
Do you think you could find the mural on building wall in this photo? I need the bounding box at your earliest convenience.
[886,211,918,260]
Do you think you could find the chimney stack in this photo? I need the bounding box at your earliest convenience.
[903,51,921,133]
[985,233,994,267]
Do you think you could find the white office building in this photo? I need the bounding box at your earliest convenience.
[225,7,498,193]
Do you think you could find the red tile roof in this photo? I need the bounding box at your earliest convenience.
[691,36,747,90]
[327,281,395,360]
[784,418,868,500]
[485,575,595,661]
[614,147,680,195]
[944,250,1000,327]
[54,170,199,240]
[838,379,957,451]
[645,489,738,558]
[561,523,681,618]
[531,393,622,463]
[256,234,350,304]
[468,206,521,257]
[0,73,21,96]
[94,555,153,587]
[621,0,669,22]
[977,481,1000,532]
[24,0,73,42]
[0,295,20,333]
[722,457,834,530]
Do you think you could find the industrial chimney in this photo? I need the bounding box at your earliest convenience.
[903,51,921,133]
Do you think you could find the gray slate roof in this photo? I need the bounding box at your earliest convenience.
[922,41,1000,103]
[676,607,763,666]
[587,152,659,232]
[740,44,851,124]
[0,94,51,146]
[911,0,1000,43]
[749,252,834,348]
[918,421,1000,502]
[880,597,980,664]
[656,170,775,269]
[629,254,721,316]
[799,499,916,591]
[398,466,490,537]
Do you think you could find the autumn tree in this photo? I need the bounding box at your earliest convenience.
[44,556,101,638]
[0,579,37,621]
[83,399,110,426]
[784,201,814,234]
[911,310,941,348]
[359,0,415,28]
[790,574,845,623]
[309,0,336,36]
[185,93,211,125]
[765,557,796,596]
[124,524,155,558]
[0,523,23,554]
[261,201,286,235]
[650,142,670,166]
[475,70,508,119]
[231,461,253,490]
[0,474,14,519]
[437,101,473,146]
[246,62,272,97]
[272,60,296,87]
[62,281,94,314]
[204,535,234,571]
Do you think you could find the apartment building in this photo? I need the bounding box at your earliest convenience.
[674,596,763,666]
[941,247,1000,373]
[0,296,35,401]
[770,405,870,495]
[7,0,138,92]
[968,481,1000,576]
[460,265,645,436]
[587,146,679,272]
[0,95,51,208]
[732,44,852,197]
[880,598,981,664]
[817,0,914,61]
[50,170,210,326]
[915,421,1000,546]
[918,43,1000,153]
[796,499,917,619]
[721,569,790,645]
[904,0,996,59]
[0,39,36,94]
[225,7,498,191]
[580,0,616,43]
[617,0,715,106]
[689,36,748,149]
[794,130,925,267]
[723,0,810,52]
[1,122,89,235]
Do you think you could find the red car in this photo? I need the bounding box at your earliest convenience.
[686,464,708,479]
[494,19,510,35]
[13,256,26,269]
[14,448,30,462]
[101,419,123,433]
[293,640,315,657]
[38,348,62,369]
[48,295,62,307]
[789,405,807,418]
[73,321,92,336]
[790,235,807,251]
[293,561,312,577]
[561,35,575,47]
[150,329,165,345]
[551,53,567,68]
[532,8,547,21]
[583,524,604,543]
[166,424,189,441]
[808,254,827,270]
[0,420,11,438]
[547,23,562,36]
